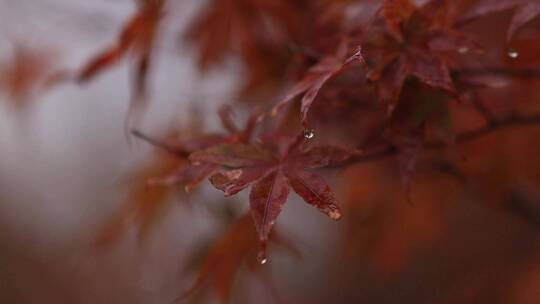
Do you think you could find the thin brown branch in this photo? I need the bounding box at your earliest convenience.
[452,67,540,80]
[334,114,540,168]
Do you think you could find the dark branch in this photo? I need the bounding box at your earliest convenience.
[452,67,540,80]
[335,114,540,168]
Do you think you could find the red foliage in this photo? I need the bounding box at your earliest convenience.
[6,0,540,302]
[190,135,358,245]
[77,0,165,124]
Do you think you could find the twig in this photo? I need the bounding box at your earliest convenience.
[333,114,540,168]
[453,67,540,80]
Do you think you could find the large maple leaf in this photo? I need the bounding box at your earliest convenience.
[463,0,540,40]
[362,0,477,112]
[190,135,359,248]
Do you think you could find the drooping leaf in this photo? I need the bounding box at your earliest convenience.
[77,0,164,124]
[177,213,298,303]
[271,41,364,127]
[176,214,260,303]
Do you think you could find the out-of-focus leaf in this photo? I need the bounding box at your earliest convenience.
[0,45,62,108]
[177,213,298,303]
[77,0,164,123]
[463,0,540,40]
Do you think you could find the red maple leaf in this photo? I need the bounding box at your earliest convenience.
[190,134,360,248]
[362,0,477,112]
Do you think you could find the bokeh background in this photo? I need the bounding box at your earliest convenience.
[1,0,540,303]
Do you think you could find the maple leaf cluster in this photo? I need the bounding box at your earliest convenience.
[3,0,540,302]
[82,0,540,301]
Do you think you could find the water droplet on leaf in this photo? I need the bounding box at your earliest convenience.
[508,49,519,59]
[304,129,315,139]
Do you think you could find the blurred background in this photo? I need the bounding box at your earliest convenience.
[1,0,540,303]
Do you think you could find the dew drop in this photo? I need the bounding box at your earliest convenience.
[457,47,469,54]
[329,209,342,221]
[508,49,519,59]
[304,129,315,139]
[257,242,268,265]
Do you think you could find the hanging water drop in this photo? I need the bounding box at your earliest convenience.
[508,49,519,59]
[257,242,268,265]
[329,209,342,221]
[304,129,315,139]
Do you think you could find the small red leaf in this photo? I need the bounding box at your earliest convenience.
[270,40,362,127]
